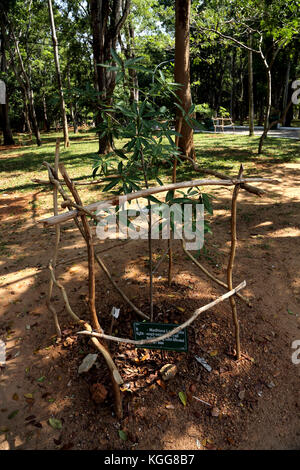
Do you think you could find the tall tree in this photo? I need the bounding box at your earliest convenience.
[8,16,42,146]
[119,19,139,102]
[48,0,70,147]
[89,0,130,154]
[195,0,299,154]
[0,23,15,145]
[248,32,254,136]
[174,0,195,159]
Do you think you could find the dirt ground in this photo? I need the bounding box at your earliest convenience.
[0,161,300,450]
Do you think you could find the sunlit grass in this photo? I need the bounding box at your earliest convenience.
[0,129,299,200]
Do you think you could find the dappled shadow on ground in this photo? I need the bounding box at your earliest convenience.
[1,160,300,450]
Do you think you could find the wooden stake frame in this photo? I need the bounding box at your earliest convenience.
[35,143,279,418]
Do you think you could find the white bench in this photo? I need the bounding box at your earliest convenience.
[212,116,235,134]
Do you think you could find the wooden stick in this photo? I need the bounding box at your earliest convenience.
[31,177,118,186]
[184,155,267,197]
[192,395,213,407]
[172,117,183,185]
[139,148,154,321]
[59,163,101,333]
[77,280,246,345]
[61,199,99,222]
[227,165,243,360]
[47,167,124,417]
[94,253,149,320]
[46,139,61,337]
[43,165,148,321]
[181,240,252,307]
[49,262,83,323]
[168,117,183,287]
[49,261,123,418]
[43,162,91,251]
[40,176,278,227]
[152,244,171,275]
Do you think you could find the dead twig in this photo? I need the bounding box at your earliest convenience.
[58,164,123,418]
[48,262,82,323]
[40,176,279,227]
[59,163,101,333]
[181,240,252,307]
[44,165,148,320]
[184,155,267,197]
[94,252,149,320]
[32,175,120,187]
[227,165,243,359]
[48,265,123,388]
[168,117,183,287]
[77,280,246,345]
[45,139,62,337]
[192,396,213,407]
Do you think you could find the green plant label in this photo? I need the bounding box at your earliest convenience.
[133,322,188,352]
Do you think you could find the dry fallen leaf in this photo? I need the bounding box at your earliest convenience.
[160,364,177,381]
[211,407,220,417]
[165,403,175,410]
[156,379,166,390]
[209,350,218,357]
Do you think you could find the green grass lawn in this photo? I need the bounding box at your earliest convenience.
[0,130,299,200]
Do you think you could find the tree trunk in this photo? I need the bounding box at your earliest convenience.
[0,24,14,145]
[248,33,254,136]
[258,65,271,154]
[90,0,130,154]
[230,48,237,120]
[43,94,50,132]
[0,92,15,145]
[281,61,290,126]
[73,102,78,134]
[175,0,195,160]
[120,21,139,102]
[258,39,287,154]
[8,20,41,146]
[9,42,32,136]
[67,68,78,133]
[48,0,69,147]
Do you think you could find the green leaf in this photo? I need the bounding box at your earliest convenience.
[110,48,122,66]
[37,376,46,383]
[118,430,128,441]
[114,148,128,159]
[178,392,187,406]
[147,195,161,204]
[174,102,186,116]
[202,193,213,215]
[287,309,295,315]
[48,418,63,430]
[103,179,120,192]
[8,410,19,419]
[166,190,174,203]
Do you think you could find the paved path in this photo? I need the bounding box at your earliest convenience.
[197,126,300,140]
